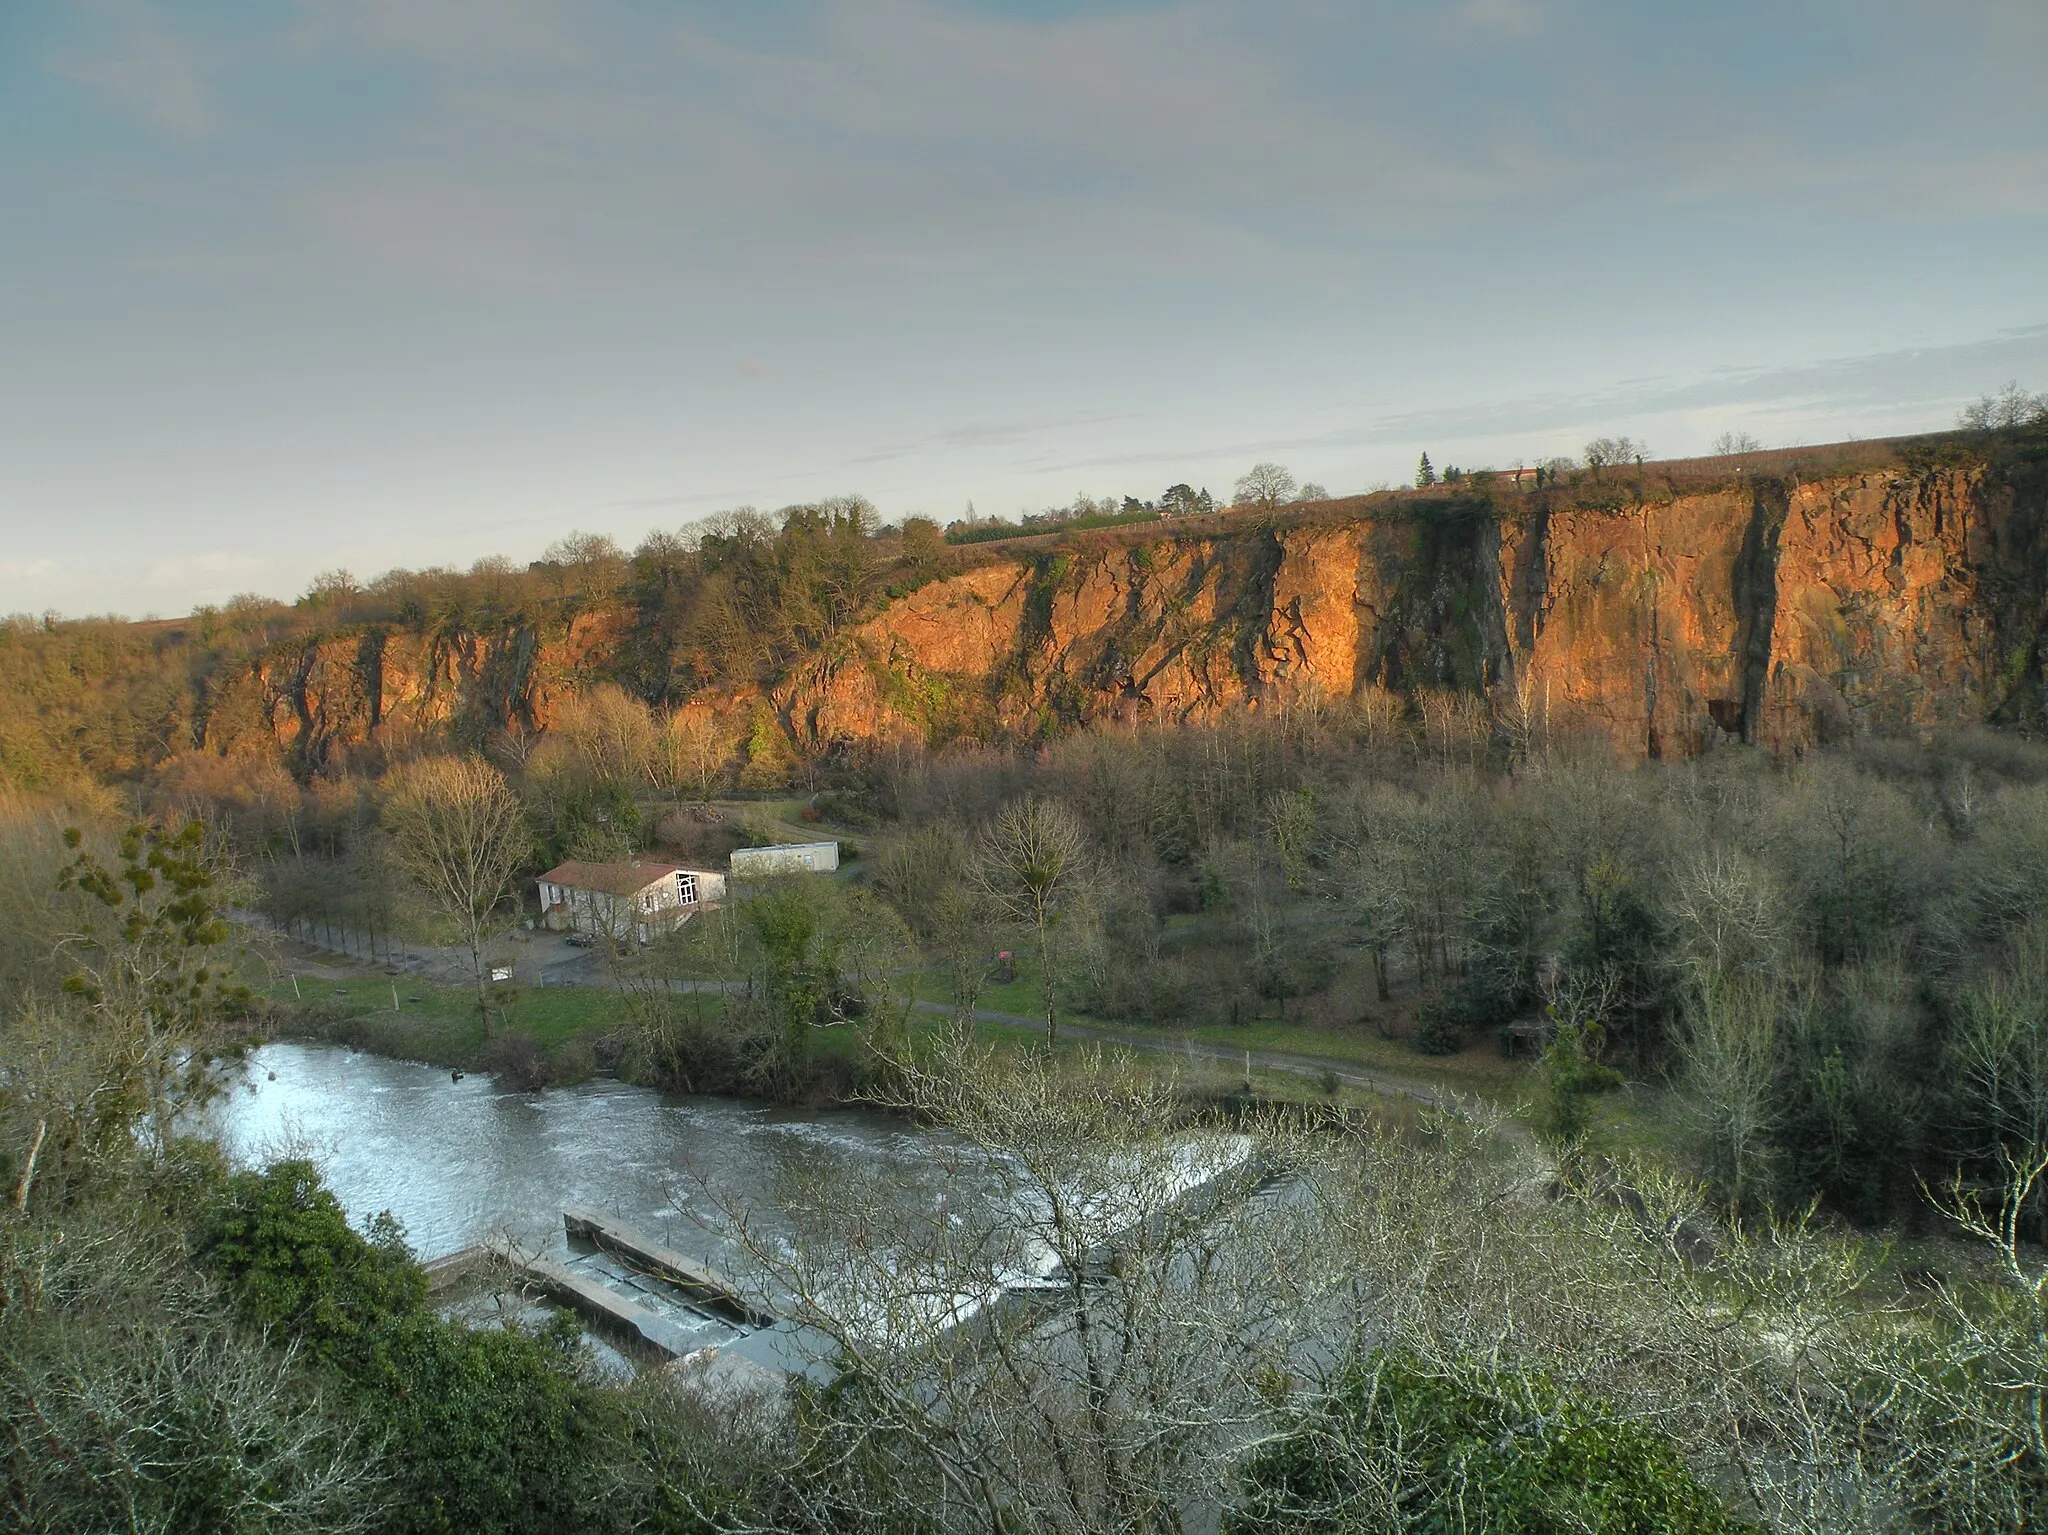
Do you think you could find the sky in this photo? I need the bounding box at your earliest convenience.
[3,1,2046,618]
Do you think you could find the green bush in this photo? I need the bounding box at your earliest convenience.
[196,1159,426,1363]
[1235,1354,1753,1534]
[197,1160,629,1535]
[1535,1021,1625,1143]
[355,1311,623,1535]
[1413,988,1469,1054]
[1415,970,1527,1057]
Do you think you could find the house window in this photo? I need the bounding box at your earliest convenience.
[676,873,697,904]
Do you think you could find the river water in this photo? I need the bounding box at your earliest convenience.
[203,1041,1257,1376]
[203,1041,952,1274]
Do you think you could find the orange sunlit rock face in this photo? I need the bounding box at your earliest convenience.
[208,465,2037,768]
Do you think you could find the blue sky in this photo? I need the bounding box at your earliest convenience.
[4,0,2046,616]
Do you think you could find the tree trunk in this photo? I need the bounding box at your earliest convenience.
[469,919,491,1037]
[1038,916,1056,1048]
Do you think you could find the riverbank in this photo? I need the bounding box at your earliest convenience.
[254,936,1538,1127]
[260,967,623,1086]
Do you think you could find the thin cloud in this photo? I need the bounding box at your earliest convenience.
[48,0,215,135]
[851,408,1141,465]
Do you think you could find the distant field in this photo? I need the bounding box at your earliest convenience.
[909,951,1526,1101]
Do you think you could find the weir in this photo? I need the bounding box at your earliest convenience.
[421,1243,492,1292]
[485,1237,714,1358]
[563,1205,778,1327]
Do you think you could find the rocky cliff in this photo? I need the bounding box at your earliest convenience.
[772,462,2042,758]
[204,452,2048,770]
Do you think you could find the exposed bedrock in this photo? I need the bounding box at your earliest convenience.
[210,464,2047,766]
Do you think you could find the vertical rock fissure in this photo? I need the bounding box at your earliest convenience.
[1229,528,1287,698]
[1369,503,1511,694]
[1732,478,1791,744]
[1470,512,1513,690]
[357,628,387,731]
[286,640,320,776]
[1509,505,1551,658]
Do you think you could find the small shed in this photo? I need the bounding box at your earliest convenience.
[537,860,726,944]
[729,841,841,881]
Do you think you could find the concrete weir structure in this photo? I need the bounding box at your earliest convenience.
[562,1206,776,1327]
[485,1238,713,1358]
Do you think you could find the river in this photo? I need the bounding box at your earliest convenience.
[203,1040,1257,1375]
[203,1041,952,1275]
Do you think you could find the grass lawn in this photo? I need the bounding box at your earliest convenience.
[260,972,627,1071]
[914,958,1048,1021]
[912,951,1529,1102]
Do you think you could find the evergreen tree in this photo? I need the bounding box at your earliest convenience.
[1416,452,1437,488]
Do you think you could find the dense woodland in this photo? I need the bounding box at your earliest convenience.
[5,416,2048,1531]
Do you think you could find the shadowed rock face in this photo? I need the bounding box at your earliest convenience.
[208,462,2048,767]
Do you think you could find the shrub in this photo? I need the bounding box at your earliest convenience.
[1413,985,1489,1055]
[478,1029,551,1090]
[1535,1021,1625,1142]
[356,1311,623,1535]
[196,1159,628,1535]
[196,1159,426,1364]
[1251,931,1337,1002]
[1235,1353,1752,1534]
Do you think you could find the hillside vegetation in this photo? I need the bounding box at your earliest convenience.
[6,416,2048,1531]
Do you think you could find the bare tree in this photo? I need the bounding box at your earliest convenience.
[540,530,629,603]
[0,1214,391,1534]
[1912,1145,2048,1519]
[550,683,660,788]
[1711,430,1764,456]
[1958,381,2048,431]
[1675,976,1785,1214]
[1232,463,1297,510]
[682,1035,1311,1535]
[655,708,734,803]
[647,1033,2048,1534]
[1670,848,1783,988]
[1583,436,1648,469]
[382,756,531,1030]
[973,797,1093,1045]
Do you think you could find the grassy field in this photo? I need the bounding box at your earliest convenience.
[261,971,628,1071]
[911,950,1529,1101]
